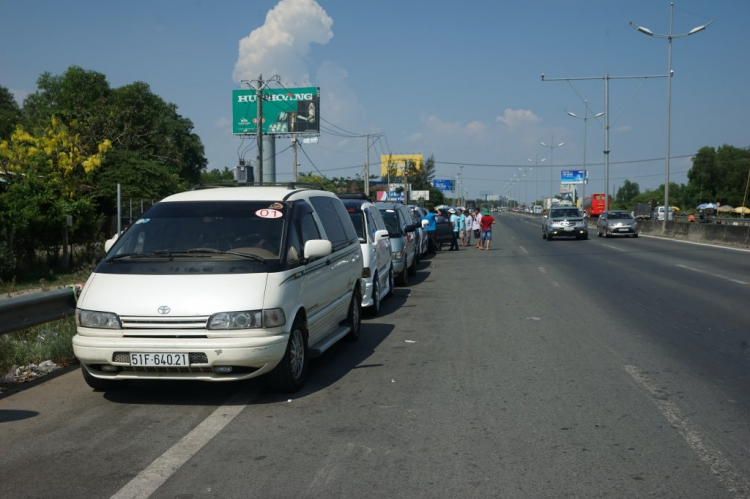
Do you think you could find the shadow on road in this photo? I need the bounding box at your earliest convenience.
[0,409,39,423]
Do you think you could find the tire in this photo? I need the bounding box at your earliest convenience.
[597,229,602,237]
[546,233,553,242]
[368,277,381,317]
[633,234,639,238]
[407,254,418,276]
[542,232,546,240]
[583,234,589,240]
[346,288,362,342]
[269,320,308,393]
[396,258,408,286]
[81,365,120,391]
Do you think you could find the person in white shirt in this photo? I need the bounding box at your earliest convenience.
[472,208,482,249]
[464,211,474,247]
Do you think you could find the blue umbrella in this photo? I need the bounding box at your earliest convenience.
[697,203,718,210]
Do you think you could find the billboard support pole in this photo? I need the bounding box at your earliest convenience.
[292,136,298,182]
[256,74,263,184]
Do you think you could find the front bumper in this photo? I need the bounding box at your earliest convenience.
[362,277,375,307]
[73,333,288,382]
[604,225,637,236]
[549,225,588,237]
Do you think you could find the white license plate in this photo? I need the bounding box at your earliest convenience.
[130,353,189,367]
[564,227,573,231]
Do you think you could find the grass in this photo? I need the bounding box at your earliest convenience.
[0,265,94,296]
[0,317,78,375]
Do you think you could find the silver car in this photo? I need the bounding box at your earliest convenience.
[542,207,588,241]
[597,210,639,238]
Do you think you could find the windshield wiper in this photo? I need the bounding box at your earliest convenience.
[105,250,173,262]
[177,248,266,263]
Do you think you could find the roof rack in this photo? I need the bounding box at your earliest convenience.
[191,182,324,191]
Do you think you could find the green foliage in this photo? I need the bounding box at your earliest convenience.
[0,86,21,141]
[687,145,750,207]
[614,180,640,209]
[296,173,336,192]
[201,167,235,184]
[0,317,77,374]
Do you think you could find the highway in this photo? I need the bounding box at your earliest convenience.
[2,212,749,498]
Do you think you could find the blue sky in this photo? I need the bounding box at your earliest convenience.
[1,0,747,204]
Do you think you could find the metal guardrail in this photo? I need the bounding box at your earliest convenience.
[0,288,77,336]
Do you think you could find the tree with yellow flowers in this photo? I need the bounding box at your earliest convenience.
[0,117,111,272]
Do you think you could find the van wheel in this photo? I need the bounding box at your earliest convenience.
[542,232,546,240]
[346,288,362,342]
[368,278,381,317]
[269,320,307,393]
[546,233,553,241]
[633,234,639,238]
[407,256,417,276]
[81,365,119,391]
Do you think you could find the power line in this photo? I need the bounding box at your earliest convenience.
[435,154,695,169]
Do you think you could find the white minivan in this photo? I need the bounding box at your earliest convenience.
[73,185,363,392]
[654,206,674,221]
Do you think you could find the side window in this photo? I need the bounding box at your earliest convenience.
[310,196,356,251]
[365,209,378,243]
[286,223,302,263]
[300,212,320,248]
[371,208,387,232]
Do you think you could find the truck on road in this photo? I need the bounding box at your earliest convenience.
[633,203,651,220]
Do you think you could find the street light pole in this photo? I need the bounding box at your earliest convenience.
[630,3,712,230]
[566,102,603,209]
[528,156,546,209]
[539,138,564,208]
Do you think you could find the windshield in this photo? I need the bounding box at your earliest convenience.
[380,210,401,235]
[608,212,633,220]
[346,210,366,241]
[100,201,288,274]
[551,209,580,218]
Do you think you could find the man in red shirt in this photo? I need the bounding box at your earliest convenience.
[479,209,496,251]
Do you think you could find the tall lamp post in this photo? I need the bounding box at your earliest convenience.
[566,102,603,209]
[528,156,546,210]
[630,3,712,229]
[539,138,564,207]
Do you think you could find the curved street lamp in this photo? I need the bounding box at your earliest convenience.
[539,138,564,206]
[528,156,546,210]
[566,102,603,209]
[630,3,712,229]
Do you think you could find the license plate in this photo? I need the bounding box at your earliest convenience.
[130,353,189,367]
[564,227,573,231]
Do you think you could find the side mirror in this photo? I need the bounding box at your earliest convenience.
[374,229,389,242]
[304,239,333,260]
[405,224,416,233]
[104,233,120,252]
[421,219,429,228]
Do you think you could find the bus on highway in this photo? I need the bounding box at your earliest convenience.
[582,193,608,217]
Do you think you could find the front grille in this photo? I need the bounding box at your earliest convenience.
[120,315,210,330]
[122,366,215,374]
[112,352,209,364]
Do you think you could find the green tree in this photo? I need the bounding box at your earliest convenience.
[614,179,640,209]
[0,86,21,141]
[201,167,236,184]
[687,145,750,207]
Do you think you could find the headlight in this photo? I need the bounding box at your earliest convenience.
[208,311,262,329]
[76,309,122,329]
[393,251,404,260]
[208,309,286,329]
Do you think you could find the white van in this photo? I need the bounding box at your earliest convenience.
[654,206,674,221]
[73,185,363,392]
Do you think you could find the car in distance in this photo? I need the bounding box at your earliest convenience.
[339,194,394,316]
[542,207,588,241]
[73,184,364,393]
[597,210,638,238]
[375,202,418,286]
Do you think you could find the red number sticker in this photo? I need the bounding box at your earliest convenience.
[255,209,283,219]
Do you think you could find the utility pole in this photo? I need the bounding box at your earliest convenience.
[365,135,370,196]
[292,136,298,181]
[256,74,263,184]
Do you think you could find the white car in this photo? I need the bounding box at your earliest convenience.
[73,185,363,393]
[339,195,393,316]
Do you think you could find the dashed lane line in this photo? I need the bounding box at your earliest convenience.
[676,264,748,285]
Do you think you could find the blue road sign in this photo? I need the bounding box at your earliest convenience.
[432,179,455,191]
[560,170,587,184]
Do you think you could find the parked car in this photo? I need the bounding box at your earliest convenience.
[375,202,418,286]
[339,195,394,316]
[73,185,364,393]
[653,206,674,221]
[542,207,588,241]
[597,210,639,238]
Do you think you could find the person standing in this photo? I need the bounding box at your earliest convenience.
[458,208,467,247]
[479,209,496,251]
[422,208,438,254]
[464,209,474,247]
[472,207,482,249]
[449,208,460,251]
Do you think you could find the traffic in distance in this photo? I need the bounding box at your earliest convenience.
[72,185,482,393]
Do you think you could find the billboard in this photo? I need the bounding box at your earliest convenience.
[233,87,320,135]
[380,154,423,176]
[432,179,455,191]
[560,170,588,184]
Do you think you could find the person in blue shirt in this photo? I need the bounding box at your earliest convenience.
[449,208,460,251]
[422,208,438,253]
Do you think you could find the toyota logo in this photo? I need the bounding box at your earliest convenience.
[157,306,171,315]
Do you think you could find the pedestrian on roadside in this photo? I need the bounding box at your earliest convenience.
[449,208,459,251]
[472,207,482,249]
[458,208,467,247]
[423,208,438,254]
[464,209,474,247]
[479,209,496,251]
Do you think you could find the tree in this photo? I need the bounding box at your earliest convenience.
[0,86,21,141]
[614,180,640,209]
[201,167,236,184]
[296,173,336,192]
[687,145,750,207]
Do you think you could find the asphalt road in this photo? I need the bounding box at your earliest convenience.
[2,213,749,499]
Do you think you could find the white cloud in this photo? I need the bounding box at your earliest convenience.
[496,108,540,128]
[10,89,30,106]
[614,125,632,133]
[407,132,423,142]
[423,116,486,137]
[232,0,333,85]
[214,117,230,128]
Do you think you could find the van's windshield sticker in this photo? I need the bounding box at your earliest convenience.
[135,218,150,224]
[256,209,283,219]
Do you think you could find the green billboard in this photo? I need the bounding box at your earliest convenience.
[232,87,320,135]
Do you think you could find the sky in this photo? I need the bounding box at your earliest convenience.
[1,0,748,204]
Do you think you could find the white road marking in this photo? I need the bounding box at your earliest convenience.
[624,365,750,499]
[110,390,254,499]
[519,246,528,254]
[676,264,748,285]
[602,244,626,252]
[639,234,750,253]
[538,267,547,274]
